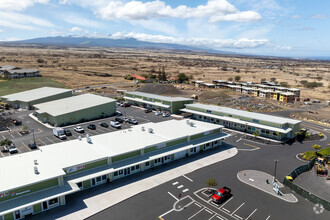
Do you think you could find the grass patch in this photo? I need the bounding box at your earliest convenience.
[0,77,67,96]
[302,147,330,160]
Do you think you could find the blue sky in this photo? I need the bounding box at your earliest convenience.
[0,0,329,57]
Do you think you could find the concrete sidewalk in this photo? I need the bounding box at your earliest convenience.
[55,147,238,220]
[237,170,298,203]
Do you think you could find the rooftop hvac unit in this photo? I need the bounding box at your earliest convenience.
[186,120,190,125]
[34,166,39,174]
[87,137,92,143]
[148,128,153,133]
[34,160,38,165]
[128,128,132,132]
[141,126,145,131]
[78,135,82,141]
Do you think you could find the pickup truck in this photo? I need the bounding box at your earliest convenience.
[212,187,231,203]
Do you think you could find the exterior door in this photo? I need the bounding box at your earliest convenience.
[91,178,96,186]
[42,201,48,211]
[14,210,21,220]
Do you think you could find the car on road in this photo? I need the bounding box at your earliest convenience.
[28,143,37,149]
[155,111,162,116]
[162,112,171,117]
[110,121,121,129]
[212,187,231,203]
[145,108,152,113]
[115,117,123,123]
[128,118,138,125]
[64,129,72,136]
[87,124,96,130]
[74,126,85,133]
[100,122,109,128]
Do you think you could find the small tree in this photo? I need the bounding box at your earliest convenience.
[228,77,233,81]
[280,82,289,87]
[234,75,241,82]
[270,77,276,82]
[0,139,12,146]
[253,130,260,139]
[177,73,189,83]
[206,178,218,190]
[312,144,322,151]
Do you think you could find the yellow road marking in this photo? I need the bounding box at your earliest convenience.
[158,217,165,220]
[302,124,330,133]
[243,143,260,149]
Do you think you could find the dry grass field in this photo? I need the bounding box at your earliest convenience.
[0,44,329,101]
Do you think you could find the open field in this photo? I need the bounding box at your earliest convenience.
[0,45,329,101]
[0,77,66,96]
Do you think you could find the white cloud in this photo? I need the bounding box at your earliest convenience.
[0,29,3,33]
[70,26,83,32]
[275,45,292,51]
[109,32,269,49]
[290,15,301,19]
[0,0,50,11]
[0,11,54,30]
[98,0,261,23]
[310,14,328,19]
[4,37,22,41]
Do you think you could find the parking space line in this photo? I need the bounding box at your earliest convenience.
[17,148,22,154]
[38,138,46,146]
[159,209,174,218]
[183,188,189,193]
[233,214,242,220]
[188,207,205,220]
[1,134,5,140]
[21,142,27,147]
[222,208,230,213]
[246,208,257,219]
[9,133,14,138]
[172,181,179,185]
[205,209,213,214]
[183,174,193,182]
[45,137,55,144]
[231,203,244,216]
[17,132,22,136]
[168,192,178,201]
[220,196,233,209]
[194,203,202,208]
[0,151,4,157]
[209,213,217,220]
[177,185,184,189]
[266,215,271,220]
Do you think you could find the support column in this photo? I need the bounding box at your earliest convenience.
[60,196,66,205]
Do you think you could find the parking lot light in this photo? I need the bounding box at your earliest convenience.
[274,159,279,182]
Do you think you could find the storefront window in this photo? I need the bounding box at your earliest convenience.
[48,198,58,206]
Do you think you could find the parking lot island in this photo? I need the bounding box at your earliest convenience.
[0,119,230,220]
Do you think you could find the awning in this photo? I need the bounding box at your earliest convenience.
[124,97,170,109]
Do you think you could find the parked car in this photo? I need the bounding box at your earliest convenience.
[212,187,231,203]
[87,124,96,130]
[100,122,109,128]
[7,144,18,154]
[114,117,123,123]
[28,143,37,149]
[74,126,85,133]
[128,118,138,125]
[123,103,131,108]
[162,112,171,117]
[64,129,72,136]
[155,111,162,116]
[145,108,152,113]
[110,121,121,129]
[115,111,122,116]
[123,117,129,122]
[116,102,122,106]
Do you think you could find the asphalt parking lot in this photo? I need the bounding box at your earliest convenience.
[0,106,175,158]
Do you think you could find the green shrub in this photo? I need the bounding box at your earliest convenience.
[320,147,330,157]
[302,151,316,160]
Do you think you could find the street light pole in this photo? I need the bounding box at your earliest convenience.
[274,159,279,182]
[32,129,36,145]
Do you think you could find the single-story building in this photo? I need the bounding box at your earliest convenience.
[181,103,301,140]
[192,81,204,88]
[3,69,41,79]
[0,119,229,220]
[124,91,193,114]
[34,94,116,127]
[1,87,72,110]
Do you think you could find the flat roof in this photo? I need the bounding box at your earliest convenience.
[34,94,116,117]
[125,91,193,102]
[287,88,300,91]
[125,96,170,108]
[185,103,301,125]
[8,69,39,74]
[1,87,72,103]
[280,92,295,96]
[0,119,221,192]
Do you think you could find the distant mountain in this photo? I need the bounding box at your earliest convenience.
[8,36,236,55]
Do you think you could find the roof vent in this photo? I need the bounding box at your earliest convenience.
[86,134,92,143]
[148,128,153,133]
[128,128,132,132]
[34,160,38,165]
[78,135,82,141]
[34,166,39,175]
[141,126,145,131]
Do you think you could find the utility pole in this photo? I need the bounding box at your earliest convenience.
[274,159,279,182]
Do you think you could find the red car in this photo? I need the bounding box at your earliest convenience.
[212,187,231,203]
[123,103,131,107]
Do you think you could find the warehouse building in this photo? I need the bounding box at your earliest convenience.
[0,119,228,220]
[34,94,116,127]
[0,87,72,110]
[181,103,301,140]
[124,91,193,114]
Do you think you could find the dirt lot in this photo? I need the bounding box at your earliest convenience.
[0,45,329,101]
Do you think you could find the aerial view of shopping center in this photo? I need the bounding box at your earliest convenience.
[0,1,329,220]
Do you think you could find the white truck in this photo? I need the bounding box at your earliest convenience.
[53,128,67,140]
